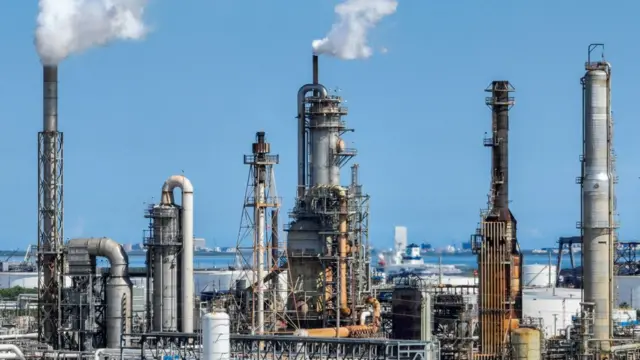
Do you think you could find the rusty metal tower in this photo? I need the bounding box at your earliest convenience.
[472,81,523,359]
[37,65,64,348]
[236,131,292,334]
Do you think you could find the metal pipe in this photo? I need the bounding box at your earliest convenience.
[338,189,349,316]
[296,85,328,198]
[300,296,380,338]
[161,175,195,333]
[0,345,25,360]
[565,325,573,340]
[93,348,157,360]
[359,311,371,325]
[256,180,265,334]
[323,185,350,316]
[66,238,132,348]
[611,343,640,353]
[271,210,278,267]
[0,333,37,340]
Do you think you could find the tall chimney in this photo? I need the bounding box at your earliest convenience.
[313,55,319,85]
[38,64,64,348]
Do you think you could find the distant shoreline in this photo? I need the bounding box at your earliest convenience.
[0,249,567,258]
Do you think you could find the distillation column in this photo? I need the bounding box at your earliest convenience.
[473,81,522,359]
[287,55,359,326]
[580,44,615,351]
[38,65,64,348]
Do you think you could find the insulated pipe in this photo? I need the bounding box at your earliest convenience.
[301,296,381,338]
[66,238,132,348]
[359,311,371,325]
[0,333,37,340]
[323,185,350,316]
[337,188,349,316]
[296,84,328,198]
[0,345,25,360]
[94,348,158,360]
[271,210,279,267]
[161,175,194,333]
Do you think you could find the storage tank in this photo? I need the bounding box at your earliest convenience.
[511,328,541,360]
[522,288,581,337]
[522,264,557,288]
[202,312,230,360]
[614,276,640,307]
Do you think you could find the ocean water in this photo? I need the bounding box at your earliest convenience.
[115,253,581,273]
[8,252,580,273]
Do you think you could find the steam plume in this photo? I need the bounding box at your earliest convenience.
[312,0,397,60]
[35,0,148,65]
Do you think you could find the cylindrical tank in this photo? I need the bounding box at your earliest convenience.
[202,312,230,360]
[523,265,557,287]
[582,67,612,345]
[150,205,180,331]
[511,328,541,360]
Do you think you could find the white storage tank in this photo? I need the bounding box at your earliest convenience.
[522,264,557,288]
[202,312,230,360]
[614,276,640,307]
[522,288,581,337]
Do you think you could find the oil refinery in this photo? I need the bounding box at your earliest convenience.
[1,5,639,359]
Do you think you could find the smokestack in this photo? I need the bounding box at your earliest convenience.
[39,64,62,347]
[43,66,58,132]
[313,55,319,85]
[484,81,515,221]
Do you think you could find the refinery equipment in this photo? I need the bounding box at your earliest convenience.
[37,65,64,348]
[471,80,523,359]
[34,65,137,351]
[390,274,477,360]
[144,175,195,333]
[577,43,617,352]
[284,55,372,335]
[234,131,290,334]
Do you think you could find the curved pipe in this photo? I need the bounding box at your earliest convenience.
[359,311,371,325]
[67,237,132,348]
[161,175,194,333]
[296,84,328,197]
[366,296,381,332]
[302,296,381,338]
[565,325,573,340]
[0,345,25,360]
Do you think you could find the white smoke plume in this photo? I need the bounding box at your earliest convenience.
[35,0,148,65]
[312,0,397,60]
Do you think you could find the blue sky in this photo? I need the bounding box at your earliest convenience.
[0,1,639,250]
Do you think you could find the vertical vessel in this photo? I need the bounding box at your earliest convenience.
[472,80,522,359]
[579,43,616,351]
